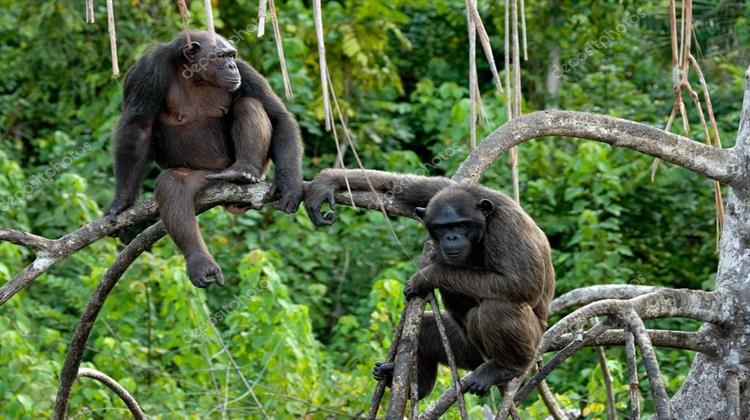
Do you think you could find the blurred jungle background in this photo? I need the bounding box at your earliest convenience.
[1,0,749,417]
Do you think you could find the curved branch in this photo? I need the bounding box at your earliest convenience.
[77,368,146,419]
[53,222,166,419]
[551,285,662,315]
[0,181,406,307]
[548,329,715,355]
[455,110,740,185]
[542,289,727,354]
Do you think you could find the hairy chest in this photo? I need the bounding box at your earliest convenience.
[160,82,233,126]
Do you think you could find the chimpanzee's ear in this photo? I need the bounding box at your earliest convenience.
[414,207,427,220]
[478,199,495,217]
[183,42,201,62]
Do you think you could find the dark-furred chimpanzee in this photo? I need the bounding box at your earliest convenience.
[105,31,303,288]
[305,169,554,398]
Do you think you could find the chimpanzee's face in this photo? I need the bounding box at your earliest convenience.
[416,192,494,266]
[183,34,241,91]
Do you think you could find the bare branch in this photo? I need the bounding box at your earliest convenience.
[106,0,119,76]
[596,347,617,420]
[53,222,166,419]
[268,0,293,99]
[625,332,641,419]
[516,320,613,402]
[428,293,468,419]
[551,285,661,315]
[386,296,426,418]
[535,372,566,420]
[543,289,728,352]
[368,308,406,419]
[621,309,672,419]
[455,110,741,185]
[0,228,53,251]
[0,181,411,307]
[548,329,715,355]
[77,368,146,419]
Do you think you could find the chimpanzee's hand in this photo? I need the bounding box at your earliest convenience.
[304,177,337,227]
[270,178,304,214]
[403,272,433,301]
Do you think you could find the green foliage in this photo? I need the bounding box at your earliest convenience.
[0,0,748,417]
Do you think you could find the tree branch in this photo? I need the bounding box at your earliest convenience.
[0,181,410,307]
[53,222,166,419]
[548,329,715,355]
[455,110,741,185]
[77,368,146,419]
[551,285,662,315]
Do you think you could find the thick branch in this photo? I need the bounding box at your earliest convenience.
[77,368,146,419]
[455,110,740,185]
[543,289,728,354]
[551,285,661,315]
[0,181,407,307]
[548,329,715,355]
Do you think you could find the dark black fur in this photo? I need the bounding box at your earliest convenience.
[105,31,303,288]
[305,169,555,397]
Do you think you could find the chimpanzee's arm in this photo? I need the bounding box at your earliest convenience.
[304,169,453,226]
[105,46,170,217]
[405,264,541,305]
[236,61,303,213]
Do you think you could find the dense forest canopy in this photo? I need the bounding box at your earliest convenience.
[1,0,749,417]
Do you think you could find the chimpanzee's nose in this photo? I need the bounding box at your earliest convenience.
[445,233,459,241]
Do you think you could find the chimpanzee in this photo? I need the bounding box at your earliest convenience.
[105,31,303,288]
[305,169,554,397]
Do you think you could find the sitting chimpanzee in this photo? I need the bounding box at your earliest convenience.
[105,31,303,288]
[305,169,554,397]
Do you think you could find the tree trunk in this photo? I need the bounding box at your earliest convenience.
[671,70,750,419]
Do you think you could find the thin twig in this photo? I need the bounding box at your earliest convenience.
[312,0,332,131]
[535,370,565,420]
[85,0,95,23]
[176,0,192,44]
[106,0,119,76]
[467,0,503,93]
[595,344,616,420]
[368,308,406,419]
[466,0,478,149]
[77,368,146,419]
[268,0,293,99]
[519,0,527,61]
[625,332,641,419]
[428,293,468,420]
[203,0,216,46]
[257,0,268,37]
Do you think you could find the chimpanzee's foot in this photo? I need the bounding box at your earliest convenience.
[466,362,518,395]
[206,163,261,184]
[186,253,224,288]
[373,362,395,386]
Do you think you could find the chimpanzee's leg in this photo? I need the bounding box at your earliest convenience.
[155,168,223,288]
[373,311,484,400]
[206,97,272,184]
[464,299,542,395]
